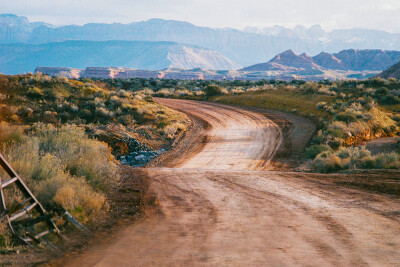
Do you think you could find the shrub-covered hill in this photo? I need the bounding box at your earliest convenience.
[377,61,400,80]
[0,73,189,152]
[0,73,189,247]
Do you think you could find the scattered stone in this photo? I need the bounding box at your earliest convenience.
[120,148,166,167]
[135,155,145,160]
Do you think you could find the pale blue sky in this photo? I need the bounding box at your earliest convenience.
[1,0,399,32]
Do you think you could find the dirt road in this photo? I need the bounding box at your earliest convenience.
[69,99,400,266]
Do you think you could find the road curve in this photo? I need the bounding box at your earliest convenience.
[156,98,283,170]
[68,99,400,267]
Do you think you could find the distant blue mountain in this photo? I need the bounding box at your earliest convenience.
[0,40,242,74]
[2,14,400,67]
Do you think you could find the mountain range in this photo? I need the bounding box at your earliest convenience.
[377,62,400,79]
[0,41,241,75]
[2,14,400,67]
[243,49,400,72]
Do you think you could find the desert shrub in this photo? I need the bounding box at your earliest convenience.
[301,82,319,94]
[17,106,34,118]
[155,89,173,97]
[108,95,123,108]
[392,114,400,122]
[26,87,43,98]
[305,144,331,159]
[144,95,153,102]
[174,123,187,132]
[326,128,344,139]
[316,102,327,110]
[373,153,400,169]
[31,124,118,190]
[194,90,205,96]
[312,151,343,173]
[95,107,113,118]
[328,138,343,149]
[231,88,245,94]
[118,115,134,126]
[161,122,187,138]
[204,85,227,97]
[375,87,389,96]
[175,89,192,96]
[311,146,400,172]
[335,112,357,123]
[380,94,400,105]
[0,124,117,221]
[157,121,169,129]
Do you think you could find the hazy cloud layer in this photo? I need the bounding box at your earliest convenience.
[1,0,399,32]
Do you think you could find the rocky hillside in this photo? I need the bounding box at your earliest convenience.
[243,49,400,72]
[2,14,400,66]
[242,50,322,72]
[0,40,241,74]
[377,61,400,79]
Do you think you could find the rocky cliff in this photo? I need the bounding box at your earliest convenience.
[35,67,82,78]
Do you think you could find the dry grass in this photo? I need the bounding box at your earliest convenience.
[312,146,400,173]
[212,89,335,120]
[0,123,117,223]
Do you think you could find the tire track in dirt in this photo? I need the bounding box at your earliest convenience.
[67,99,400,267]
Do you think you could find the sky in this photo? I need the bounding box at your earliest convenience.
[1,0,400,32]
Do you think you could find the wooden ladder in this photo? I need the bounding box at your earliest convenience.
[0,153,60,247]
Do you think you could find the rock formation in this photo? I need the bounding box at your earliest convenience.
[35,67,82,78]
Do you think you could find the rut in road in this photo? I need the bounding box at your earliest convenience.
[68,99,400,267]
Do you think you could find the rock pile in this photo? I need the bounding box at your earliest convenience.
[120,149,166,167]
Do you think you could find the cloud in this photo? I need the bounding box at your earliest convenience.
[0,0,399,32]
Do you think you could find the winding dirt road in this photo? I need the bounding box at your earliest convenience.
[69,99,400,266]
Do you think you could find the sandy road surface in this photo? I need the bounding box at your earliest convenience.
[69,99,400,266]
[156,98,283,170]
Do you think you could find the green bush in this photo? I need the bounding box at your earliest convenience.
[328,138,343,149]
[26,87,43,98]
[380,94,400,105]
[326,128,345,138]
[312,151,343,173]
[204,85,227,97]
[305,144,331,159]
[335,112,357,123]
